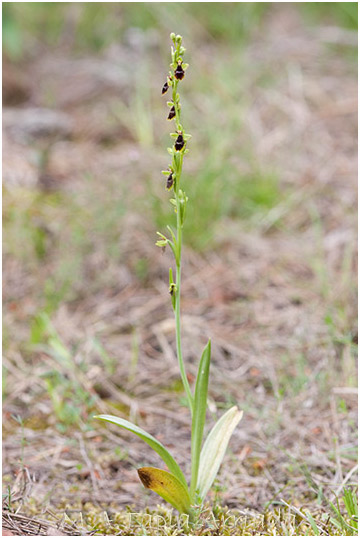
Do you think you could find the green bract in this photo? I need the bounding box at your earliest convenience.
[95,32,243,517]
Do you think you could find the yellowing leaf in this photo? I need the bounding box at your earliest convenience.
[138,466,191,515]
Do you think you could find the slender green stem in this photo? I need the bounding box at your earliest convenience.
[175,195,193,416]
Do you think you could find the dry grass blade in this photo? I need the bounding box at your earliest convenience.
[2,509,92,536]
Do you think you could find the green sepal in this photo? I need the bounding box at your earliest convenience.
[156,231,167,241]
[155,231,173,250]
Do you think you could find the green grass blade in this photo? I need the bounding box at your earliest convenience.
[197,406,243,500]
[190,339,211,501]
[343,487,358,530]
[304,511,320,535]
[95,414,188,489]
[138,466,192,515]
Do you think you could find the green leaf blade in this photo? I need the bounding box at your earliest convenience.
[190,339,211,500]
[95,414,187,489]
[197,406,243,501]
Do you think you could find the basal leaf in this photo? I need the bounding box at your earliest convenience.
[190,339,211,500]
[95,414,187,489]
[138,466,192,515]
[197,406,243,500]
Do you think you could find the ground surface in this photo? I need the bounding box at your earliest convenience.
[2,3,358,536]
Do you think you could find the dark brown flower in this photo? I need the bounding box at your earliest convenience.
[166,172,174,189]
[162,81,169,95]
[174,133,185,151]
[167,106,176,120]
[174,63,185,80]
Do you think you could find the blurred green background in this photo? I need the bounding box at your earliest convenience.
[3,2,358,60]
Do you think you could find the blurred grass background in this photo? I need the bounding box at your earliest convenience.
[3,2,357,291]
[3,2,358,60]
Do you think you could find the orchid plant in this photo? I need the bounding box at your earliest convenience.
[96,33,242,518]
